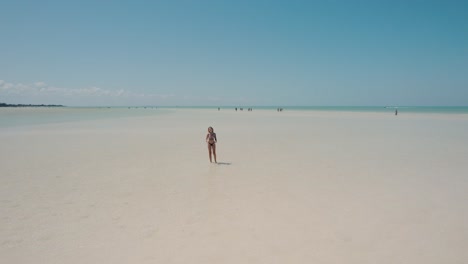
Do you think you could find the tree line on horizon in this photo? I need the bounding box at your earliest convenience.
[0,102,64,107]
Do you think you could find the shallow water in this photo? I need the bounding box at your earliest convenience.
[1,106,467,128]
[0,107,169,128]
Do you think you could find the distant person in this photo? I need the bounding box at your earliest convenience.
[395,109,398,115]
[206,126,217,163]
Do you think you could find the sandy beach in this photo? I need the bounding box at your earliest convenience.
[1,108,467,263]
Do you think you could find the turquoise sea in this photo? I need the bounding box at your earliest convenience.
[174,106,468,114]
[0,107,169,128]
[1,106,467,128]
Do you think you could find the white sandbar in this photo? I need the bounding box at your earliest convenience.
[1,108,467,263]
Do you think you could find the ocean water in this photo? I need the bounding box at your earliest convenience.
[171,105,468,113]
[284,106,468,113]
[0,107,169,128]
[1,106,467,128]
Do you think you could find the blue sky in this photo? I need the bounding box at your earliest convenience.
[1,0,467,106]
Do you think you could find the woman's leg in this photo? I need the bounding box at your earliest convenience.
[212,144,217,163]
[208,144,212,162]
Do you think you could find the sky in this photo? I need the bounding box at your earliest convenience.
[1,0,467,106]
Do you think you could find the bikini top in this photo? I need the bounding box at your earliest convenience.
[207,133,217,142]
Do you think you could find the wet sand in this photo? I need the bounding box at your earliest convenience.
[1,108,467,263]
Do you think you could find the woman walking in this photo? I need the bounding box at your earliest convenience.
[206,126,217,163]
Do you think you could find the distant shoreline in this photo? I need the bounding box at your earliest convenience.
[0,103,64,107]
[1,104,467,114]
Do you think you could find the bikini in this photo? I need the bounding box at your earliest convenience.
[207,133,216,146]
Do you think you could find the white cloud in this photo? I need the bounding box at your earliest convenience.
[0,81,14,91]
[0,79,176,105]
[146,93,175,99]
[116,89,124,96]
[2,81,128,97]
[34,82,47,87]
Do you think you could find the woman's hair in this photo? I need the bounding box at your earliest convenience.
[208,126,214,132]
